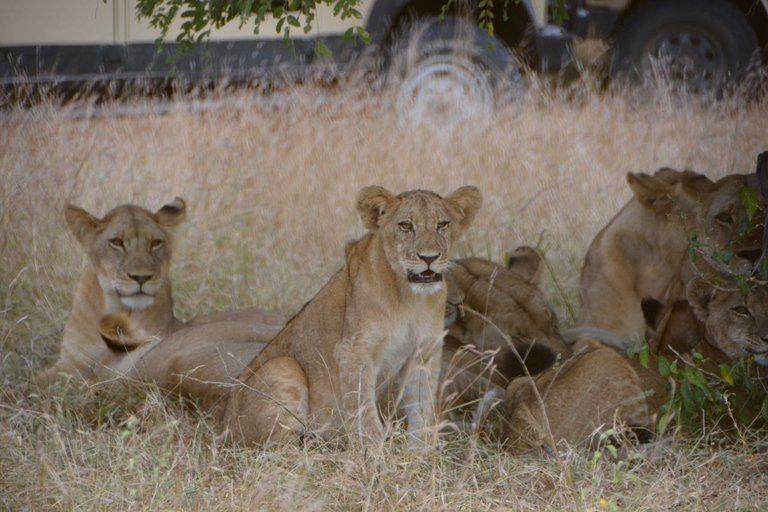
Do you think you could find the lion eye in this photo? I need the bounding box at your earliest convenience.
[715,212,733,224]
[109,238,124,249]
[437,220,450,231]
[731,306,751,317]
[150,239,164,249]
[398,221,414,232]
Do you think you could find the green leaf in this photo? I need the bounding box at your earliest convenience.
[719,364,735,386]
[314,40,333,58]
[681,380,698,412]
[356,27,371,44]
[286,15,300,28]
[639,344,649,369]
[657,407,674,435]
[551,0,569,24]
[687,368,707,390]
[658,356,671,378]
[711,249,734,265]
[740,186,759,222]
[693,385,706,407]
[736,274,750,298]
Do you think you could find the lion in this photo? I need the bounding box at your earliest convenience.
[37,198,281,383]
[425,247,578,430]
[504,278,768,451]
[224,186,482,446]
[445,247,573,387]
[576,169,760,341]
[642,278,768,369]
[503,338,652,451]
[97,312,281,418]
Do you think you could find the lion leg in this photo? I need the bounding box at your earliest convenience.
[337,362,386,444]
[399,343,442,443]
[224,356,309,447]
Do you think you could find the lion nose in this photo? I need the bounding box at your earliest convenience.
[418,253,439,266]
[129,273,153,286]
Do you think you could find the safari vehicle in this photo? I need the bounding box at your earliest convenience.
[1,0,766,95]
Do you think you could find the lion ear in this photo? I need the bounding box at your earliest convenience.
[506,246,543,286]
[680,171,716,196]
[356,186,397,231]
[686,278,716,322]
[155,197,186,229]
[65,205,101,245]
[627,171,682,213]
[444,186,482,231]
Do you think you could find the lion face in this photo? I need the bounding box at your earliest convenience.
[627,170,761,267]
[447,250,572,379]
[65,198,186,310]
[687,279,768,365]
[699,174,761,262]
[356,186,482,295]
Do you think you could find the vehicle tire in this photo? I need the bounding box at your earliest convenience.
[614,0,760,91]
[389,17,523,125]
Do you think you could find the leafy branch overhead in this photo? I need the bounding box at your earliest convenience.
[136,0,370,61]
[136,0,568,64]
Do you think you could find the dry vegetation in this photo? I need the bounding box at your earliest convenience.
[2,65,768,510]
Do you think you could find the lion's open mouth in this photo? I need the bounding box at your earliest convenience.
[408,270,443,284]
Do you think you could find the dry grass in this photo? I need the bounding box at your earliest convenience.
[2,68,768,510]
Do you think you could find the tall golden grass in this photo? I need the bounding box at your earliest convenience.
[2,67,768,509]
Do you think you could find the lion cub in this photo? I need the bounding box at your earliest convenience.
[224,186,482,446]
[446,248,573,387]
[504,278,768,451]
[577,169,760,341]
[503,338,652,451]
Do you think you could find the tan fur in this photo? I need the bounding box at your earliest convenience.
[224,186,482,446]
[505,279,768,451]
[37,198,282,384]
[504,338,651,451]
[577,169,760,340]
[638,280,768,416]
[98,314,281,418]
[446,247,573,387]
[36,198,188,382]
[684,279,768,366]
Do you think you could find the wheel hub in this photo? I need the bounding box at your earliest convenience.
[648,30,722,90]
[398,54,493,127]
